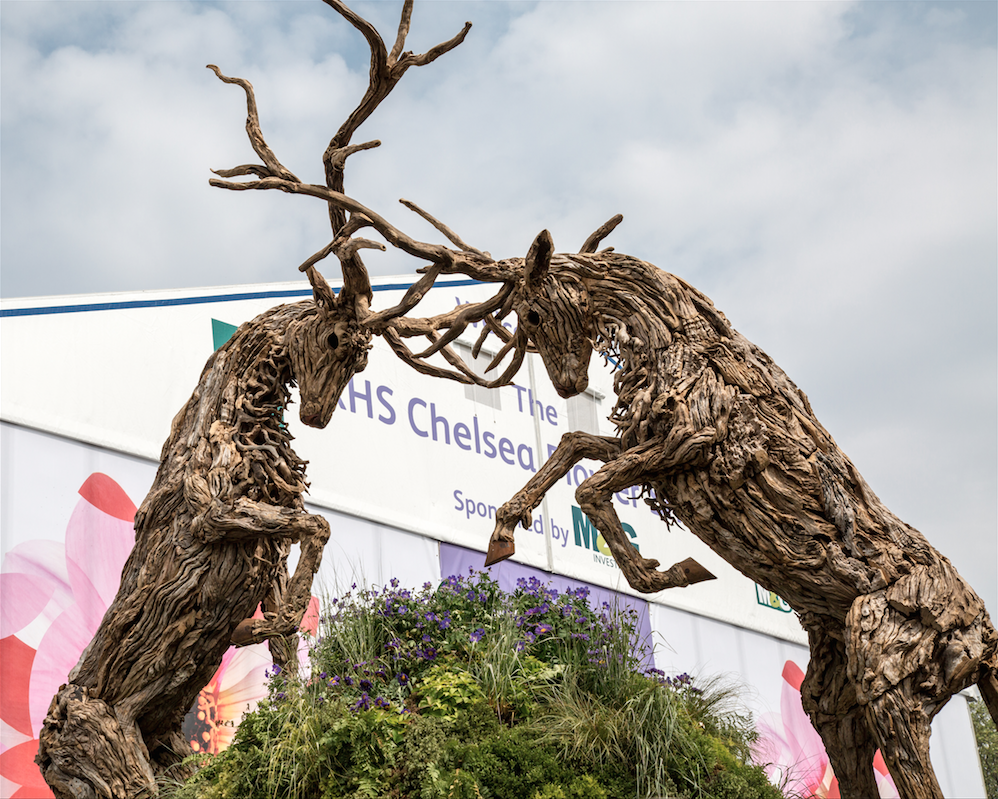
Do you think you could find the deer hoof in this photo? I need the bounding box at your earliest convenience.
[485,537,515,567]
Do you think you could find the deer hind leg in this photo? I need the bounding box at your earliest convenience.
[800,626,879,799]
[37,685,158,799]
[843,588,955,799]
[863,683,942,799]
[574,449,709,593]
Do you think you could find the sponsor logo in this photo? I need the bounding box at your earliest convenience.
[571,505,639,569]
[755,584,792,613]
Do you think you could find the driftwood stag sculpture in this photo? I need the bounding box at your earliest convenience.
[462,227,998,799]
[35,3,510,797]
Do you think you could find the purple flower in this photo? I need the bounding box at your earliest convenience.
[352,693,371,712]
[470,628,485,643]
[535,623,553,636]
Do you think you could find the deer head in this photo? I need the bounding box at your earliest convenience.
[286,264,373,428]
[514,230,597,398]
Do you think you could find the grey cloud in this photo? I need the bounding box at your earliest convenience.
[1,0,994,613]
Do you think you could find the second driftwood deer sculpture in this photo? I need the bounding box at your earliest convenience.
[467,228,998,799]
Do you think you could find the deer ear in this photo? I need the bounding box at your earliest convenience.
[525,230,554,293]
[306,267,338,312]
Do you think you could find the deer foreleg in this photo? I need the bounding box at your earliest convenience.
[865,684,942,799]
[230,512,331,651]
[487,431,621,565]
[575,438,716,593]
[193,495,326,544]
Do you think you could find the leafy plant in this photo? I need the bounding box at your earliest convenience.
[970,694,998,798]
[166,570,785,799]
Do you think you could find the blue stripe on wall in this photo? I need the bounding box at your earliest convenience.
[0,279,484,318]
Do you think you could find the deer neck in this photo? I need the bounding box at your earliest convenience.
[581,257,719,448]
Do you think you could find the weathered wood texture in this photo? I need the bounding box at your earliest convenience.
[35,3,488,796]
[476,230,998,799]
[35,299,364,796]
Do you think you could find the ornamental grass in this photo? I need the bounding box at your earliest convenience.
[165,570,784,799]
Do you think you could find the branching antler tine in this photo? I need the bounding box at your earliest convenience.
[479,327,529,387]
[334,237,386,259]
[471,320,495,359]
[580,214,624,254]
[397,283,512,353]
[401,199,488,256]
[484,314,513,344]
[325,139,382,171]
[321,0,470,200]
[322,0,388,80]
[484,332,519,373]
[297,241,338,273]
[436,338,479,380]
[495,334,529,384]
[389,0,414,64]
[401,21,472,68]
[364,264,444,328]
[413,321,470,360]
[382,328,475,385]
[208,176,460,266]
[207,65,299,183]
[211,165,273,180]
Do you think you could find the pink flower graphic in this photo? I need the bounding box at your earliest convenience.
[1,473,135,798]
[183,595,320,755]
[753,660,898,799]
[0,473,302,795]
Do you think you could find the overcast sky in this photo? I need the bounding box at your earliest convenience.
[2,1,995,613]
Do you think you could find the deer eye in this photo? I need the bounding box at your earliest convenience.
[326,332,340,350]
[526,309,541,326]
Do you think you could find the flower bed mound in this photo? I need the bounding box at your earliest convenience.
[166,571,785,799]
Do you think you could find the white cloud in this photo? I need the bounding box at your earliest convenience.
[1,0,994,612]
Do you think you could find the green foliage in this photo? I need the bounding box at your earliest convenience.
[166,570,785,799]
[414,661,486,719]
[970,696,998,798]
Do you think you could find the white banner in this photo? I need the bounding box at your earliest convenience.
[1,277,806,644]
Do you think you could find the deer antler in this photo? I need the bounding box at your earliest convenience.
[321,0,471,234]
[209,0,529,386]
[580,214,623,254]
